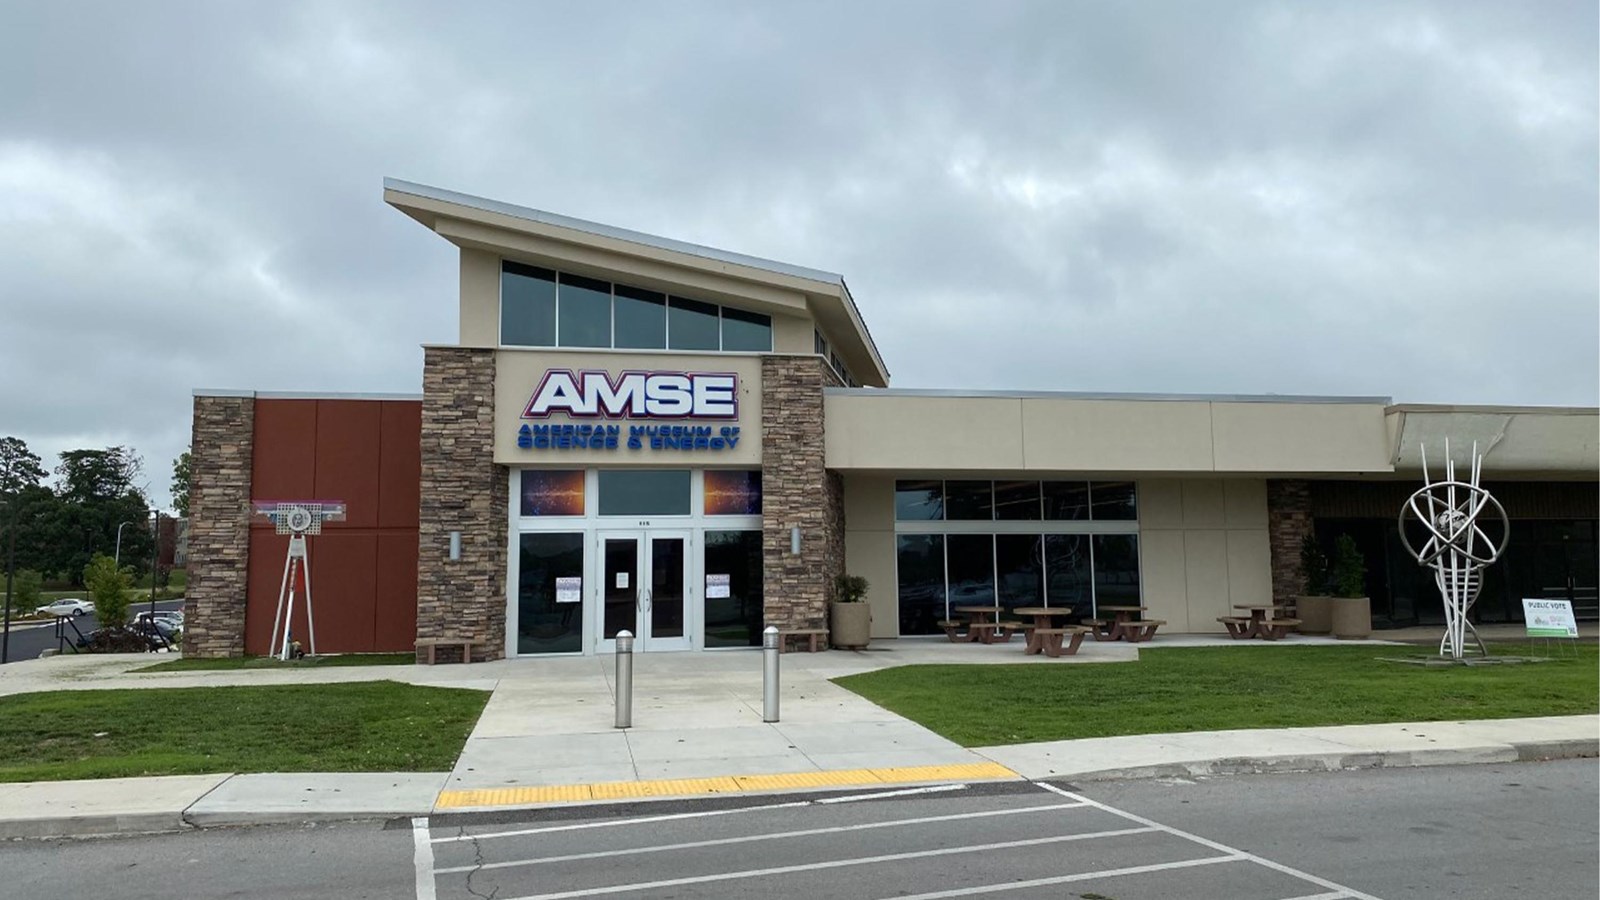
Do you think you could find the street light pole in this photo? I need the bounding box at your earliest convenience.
[148,511,161,640]
[114,520,137,569]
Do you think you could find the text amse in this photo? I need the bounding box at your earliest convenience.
[523,370,738,419]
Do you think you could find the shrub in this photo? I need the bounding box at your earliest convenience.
[833,573,870,603]
[9,569,42,611]
[1299,534,1330,595]
[1330,534,1367,598]
[83,555,133,627]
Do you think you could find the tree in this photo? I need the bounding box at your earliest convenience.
[49,447,151,584]
[56,447,142,503]
[83,554,132,627]
[0,437,47,497]
[171,449,191,517]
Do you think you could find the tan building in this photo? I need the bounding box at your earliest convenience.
[182,180,1599,660]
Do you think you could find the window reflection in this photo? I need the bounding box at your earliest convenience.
[668,296,720,350]
[501,262,556,346]
[1090,482,1138,520]
[895,481,944,520]
[896,535,945,635]
[518,532,584,654]
[613,284,666,349]
[996,534,1044,614]
[946,534,996,607]
[945,481,994,521]
[557,273,612,347]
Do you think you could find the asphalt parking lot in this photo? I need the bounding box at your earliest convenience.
[422,781,1370,900]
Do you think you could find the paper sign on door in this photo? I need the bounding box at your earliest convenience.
[706,574,731,599]
[555,577,581,604]
[616,572,630,590]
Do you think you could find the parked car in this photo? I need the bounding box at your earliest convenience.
[35,598,95,618]
[135,612,182,637]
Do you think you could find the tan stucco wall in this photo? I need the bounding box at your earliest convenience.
[1137,478,1272,634]
[825,394,1394,475]
[840,474,898,638]
[772,313,815,355]
[492,350,763,466]
[460,247,499,347]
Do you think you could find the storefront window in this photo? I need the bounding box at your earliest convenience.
[945,481,994,520]
[613,284,667,349]
[597,469,691,516]
[704,470,762,515]
[996,534,1044,614]
[704,530,763,647]
[994,481,1041,520]
[1090,482,1138,520]
[517,532,584,654]
[895,480,944,520]
[720,306,773,351]
[520,470,585,516]
[556,273,612,347]
[501,261,556,346]
[668,296,720,350]
[896,534,945,635]
[1043,481,1090,520]
[1093,534,1141,608]
[946,534,996,606]
[1044,534,1091,610]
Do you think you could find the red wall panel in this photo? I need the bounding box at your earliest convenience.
[246,397,422,655]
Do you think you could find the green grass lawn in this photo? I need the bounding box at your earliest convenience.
[0,680,489,782]
[134,653,416,672]
[834,642,1600,747]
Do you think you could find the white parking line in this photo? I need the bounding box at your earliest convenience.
[433,800,1090,875]
[411,817,436,900]
[1037,784,1385,900]
[816,784,968,803]
[493,827,1158,900]
[1276,892,1350,900]
[433,799,813,843]
[878,854,1246,899]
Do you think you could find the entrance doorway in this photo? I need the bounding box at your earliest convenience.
[598,530,692,651]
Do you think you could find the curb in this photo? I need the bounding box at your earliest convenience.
[1034,738,1598,784]
[0,812,189,841]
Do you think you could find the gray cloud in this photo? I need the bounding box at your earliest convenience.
[1,0,1594,506]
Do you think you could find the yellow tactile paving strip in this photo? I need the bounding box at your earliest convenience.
[435,761,1019,809]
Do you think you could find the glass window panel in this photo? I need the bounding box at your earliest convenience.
[520,470,585,516]
[996,534,1044,616]
[704,530,764,647]
[895,480,944,520]
[704,470,762,515]
[1042,481,1090,520]
[994,481,1042,520]
[1092,534,1141,611]
[500,261,556,346]
[557,273,612,347]
[896,534,945,636]
[613,284,666,349]
[597,469,690,516]
[1044,535,1091,612]
[668,296,720,350]
[517,532,584,654]
[946,534,996,608]
[720,306,772,351]
[1090,482,1138,520]
[945,481,994,521]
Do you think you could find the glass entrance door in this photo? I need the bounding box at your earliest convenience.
[597,531,693,651]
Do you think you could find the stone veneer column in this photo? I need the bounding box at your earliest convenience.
[760,356,845,632]
[184,394,255,658]
[417,347,508,662]
[1266,479,1312,603]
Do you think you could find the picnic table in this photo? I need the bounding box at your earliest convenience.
[1011,606,1088,657]
[1219,604,1301,640]
[1087,605,1165,642]
[939,605,1020,644]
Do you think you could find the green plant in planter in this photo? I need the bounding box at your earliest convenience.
[1330,534,1366,598]
[834,574,869,603]
[1299,534,1330,595]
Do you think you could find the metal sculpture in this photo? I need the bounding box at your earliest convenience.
[1397,441,1509,660]
[252,501,345,660]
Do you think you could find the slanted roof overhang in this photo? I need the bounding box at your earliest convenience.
[384,178,890,386]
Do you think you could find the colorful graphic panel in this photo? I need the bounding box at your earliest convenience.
[520,470,586,516]
[704,470,762,516]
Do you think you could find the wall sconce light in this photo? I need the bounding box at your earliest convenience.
[789,525,801,556]
[448,531,462,561]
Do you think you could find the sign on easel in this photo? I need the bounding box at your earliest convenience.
[1522,598,1579,638]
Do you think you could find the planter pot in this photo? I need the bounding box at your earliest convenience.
[1296,595,1335,634]
[1330,596,1372,640]
[829,602,871,649]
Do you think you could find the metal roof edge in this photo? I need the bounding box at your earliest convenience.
[1386,403,1598,416]
[824,387,1394,404]
[192,389,422,401]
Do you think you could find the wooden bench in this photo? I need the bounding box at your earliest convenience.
[778,628,829,653]
[1256,618,1302,641]
[1082,618,1117,641]
[1217,616,1255,639]
[1118,620,1167,643]
[966,622,1010,644]
[415,637,486,665]
[937,619,971,642]
[1026,625,1092,658]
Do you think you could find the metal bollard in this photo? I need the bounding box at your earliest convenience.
[762,625,780,723]
[615,630,634,729]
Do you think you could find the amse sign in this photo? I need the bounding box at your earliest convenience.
[523,369,739,419]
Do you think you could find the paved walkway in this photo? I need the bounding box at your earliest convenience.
[2,634,1592,839]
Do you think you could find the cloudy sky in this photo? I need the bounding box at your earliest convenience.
[2,0,1595,507]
